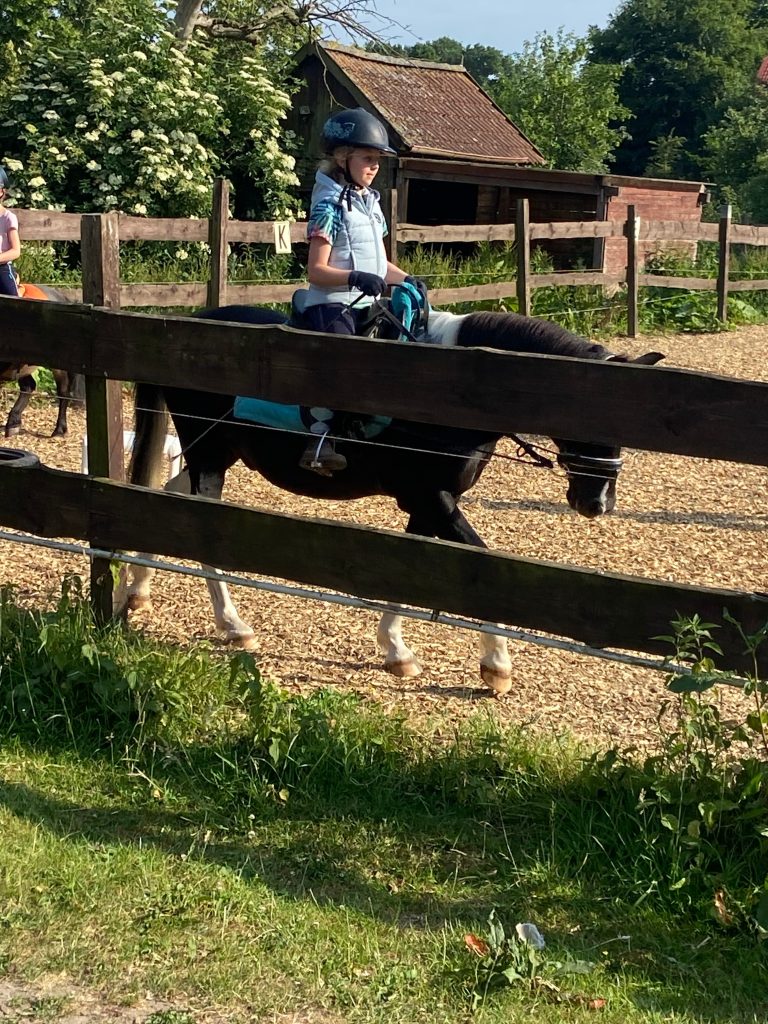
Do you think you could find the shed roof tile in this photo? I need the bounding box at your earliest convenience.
[317,43,545,166]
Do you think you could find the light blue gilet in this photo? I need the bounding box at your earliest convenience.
[304,171,388,308]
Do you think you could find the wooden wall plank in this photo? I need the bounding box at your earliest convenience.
[80,211,125,622]
[119,281,299,307]
[397,223,517,243]
[117,216,209,242]
[530,221,623,240]
[206,177,229,308]
[639,221,720,242]
[15,209,81,240]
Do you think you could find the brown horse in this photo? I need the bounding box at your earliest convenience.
[0,283,84,437]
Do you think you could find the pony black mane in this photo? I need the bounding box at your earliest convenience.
[457,311,612,360]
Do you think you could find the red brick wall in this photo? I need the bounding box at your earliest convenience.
[603,186,702,275]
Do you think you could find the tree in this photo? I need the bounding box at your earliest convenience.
[365,36,514,89]
[490,31,630,173]
[174,0,388,50]
[0,0,301,216]
[703,89,768,219]
[588,0,768,178]
[0,0,393,216]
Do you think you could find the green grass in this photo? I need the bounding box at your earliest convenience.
[0,581,766,1022]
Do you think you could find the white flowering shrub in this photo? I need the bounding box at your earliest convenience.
[0,1,300,218]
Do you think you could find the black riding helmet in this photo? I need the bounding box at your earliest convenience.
[321,108,396,156]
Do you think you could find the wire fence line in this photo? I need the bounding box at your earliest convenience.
[0,527,733,684]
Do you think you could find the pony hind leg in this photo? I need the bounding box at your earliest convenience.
[4,374,34,437]
[195,469,258,651]
[51,369,78,437]
[114,468,193,617]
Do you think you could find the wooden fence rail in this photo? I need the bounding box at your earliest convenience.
[1,285,768,670]
[2,462,767,677]
[4,201,768,673]
[3,296,768,464]
[16,187,768,329]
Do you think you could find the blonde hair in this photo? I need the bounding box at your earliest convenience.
[318,145,354,180]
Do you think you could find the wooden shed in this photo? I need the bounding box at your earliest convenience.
[287,42,708,271]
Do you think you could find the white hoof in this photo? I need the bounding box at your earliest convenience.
[480,665,513,696]
[385,658,422,678]
[223,632,258,652]
[122,594,153,616]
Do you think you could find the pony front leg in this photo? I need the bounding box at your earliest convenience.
[479,629,512,696]
[196,469,258,651]
[377,612,421,677]
[404,491,513,696]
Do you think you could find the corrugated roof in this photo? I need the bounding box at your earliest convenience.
[758,56,768,84]
[314,43,545,166]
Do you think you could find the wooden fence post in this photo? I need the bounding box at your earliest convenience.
[207,177,229,308]
[516,198,530,316]
[383,185,397,263]
[81,211,124,624]
[626,205,639,338]
[717,203,732,324]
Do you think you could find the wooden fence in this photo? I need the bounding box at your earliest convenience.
[1,294,768,677]
[17,184,768,333]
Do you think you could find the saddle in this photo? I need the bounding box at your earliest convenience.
[289,280,428,342]
[232,282,430,438]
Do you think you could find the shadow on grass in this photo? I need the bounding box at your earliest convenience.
[0,738,764,1023]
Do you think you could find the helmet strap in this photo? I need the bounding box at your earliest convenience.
[342,156,363,190]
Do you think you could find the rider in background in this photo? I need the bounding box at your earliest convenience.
[299,107,415,475]
[0,166,20,297]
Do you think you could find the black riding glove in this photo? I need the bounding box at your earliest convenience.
[348,270,386,297]
[404,275,429,307]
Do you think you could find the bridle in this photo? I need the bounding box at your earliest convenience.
[556,449,624,480]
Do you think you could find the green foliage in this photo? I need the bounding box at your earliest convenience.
[588,0,768,177]
[703,89,768,221]
[0,0,300,218]
[587,612,768,932]
[2,582,767,939]
[0,576,256,748]
[490,31,630,172]
[640,243,768,330]
[459,911,603,1013]
[13,240,79,285]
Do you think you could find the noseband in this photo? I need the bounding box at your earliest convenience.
[557,450,624,480]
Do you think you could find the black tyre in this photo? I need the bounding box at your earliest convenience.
[0,447,40,468]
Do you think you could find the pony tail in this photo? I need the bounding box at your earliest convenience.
[129,382,169,490]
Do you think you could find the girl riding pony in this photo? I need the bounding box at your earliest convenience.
[300,107,417,475]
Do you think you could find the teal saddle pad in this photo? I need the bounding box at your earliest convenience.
[232,397,391,440]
